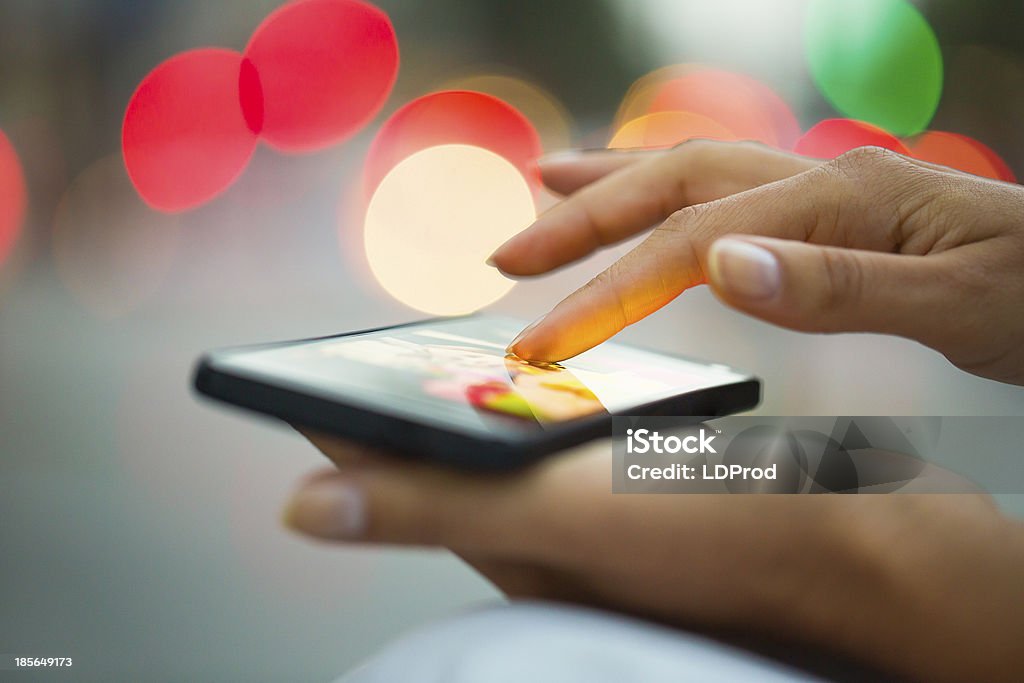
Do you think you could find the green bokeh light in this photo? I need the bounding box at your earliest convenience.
[805,0,943,136]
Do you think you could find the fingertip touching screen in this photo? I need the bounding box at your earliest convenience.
[213,316,751,438]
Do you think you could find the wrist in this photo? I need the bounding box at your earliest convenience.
[791,496,1024,683]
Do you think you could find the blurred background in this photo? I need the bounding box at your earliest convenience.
[2,0,1024,680]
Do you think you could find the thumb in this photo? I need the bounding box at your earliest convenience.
[281,461,554,557]
[705,236,953,340]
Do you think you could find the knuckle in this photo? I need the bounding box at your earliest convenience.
[661,203,721,264]
[670,136,717,158]
[662,201,717,241]
[669,137,748,172]
[817,148,927,247]
[648,214,705,286]
[840,145,901,166]
[828,145,910,179]
[586,265,616,293]
[663,194,752,248]
[662,204,701,233]
[587,266,631,325]
[671,137,766,162]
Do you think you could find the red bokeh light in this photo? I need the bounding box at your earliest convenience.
[0,128,27,266]
[793,118,910,159]
[363,90,543,199]
[122,48,260,213]
[907,131,1016,182]
[647,68,800,149]
[245,0,399,152]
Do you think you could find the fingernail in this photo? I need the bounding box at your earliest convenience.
[506,316,543,354]
[487,242,517,267]
[708,239,780,300]
[487,240,521,271]
[283,479,366,540]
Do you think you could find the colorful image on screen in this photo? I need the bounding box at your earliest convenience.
[218,317,748,436]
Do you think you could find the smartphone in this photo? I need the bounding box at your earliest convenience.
[193,315,760,470]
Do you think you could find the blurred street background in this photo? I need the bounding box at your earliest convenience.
[2,1,1024,680]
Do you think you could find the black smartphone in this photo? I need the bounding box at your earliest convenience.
[193,315,760,469]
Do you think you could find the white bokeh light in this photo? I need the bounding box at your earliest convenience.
[364,144,536,315]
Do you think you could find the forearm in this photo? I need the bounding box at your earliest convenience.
[788,496,1024,683]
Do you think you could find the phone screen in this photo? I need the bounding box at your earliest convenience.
[213,316,750,437]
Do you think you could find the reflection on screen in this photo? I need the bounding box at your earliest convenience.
[220,317,748,436]
[321,336,605,423]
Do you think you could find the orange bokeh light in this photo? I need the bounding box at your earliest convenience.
[608,111,736,149]
[615,65,799,148]
[906,131,1016,182]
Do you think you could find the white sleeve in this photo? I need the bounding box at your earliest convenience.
[336,601,827,683]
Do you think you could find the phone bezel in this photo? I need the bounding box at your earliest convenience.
[193,315,761,469]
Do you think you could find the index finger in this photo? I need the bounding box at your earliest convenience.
[490,140,817,277]
[538,148,658,196]
[506,166,834,361]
